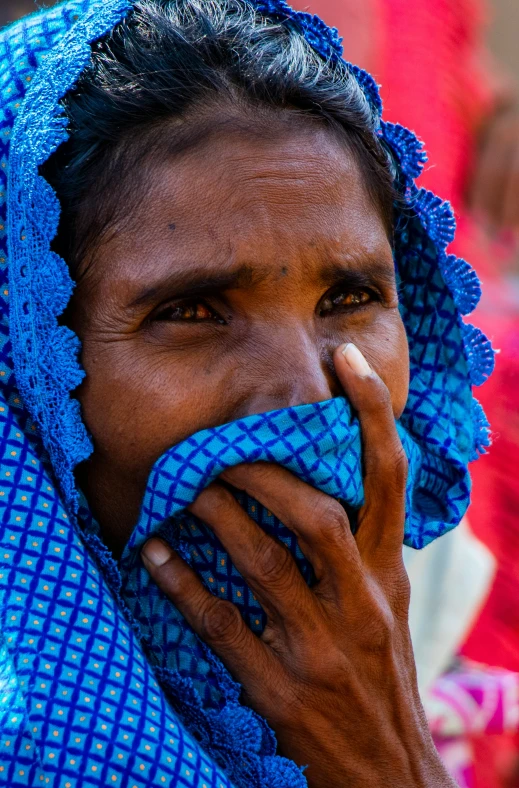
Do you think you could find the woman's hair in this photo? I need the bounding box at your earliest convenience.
[43,0,396,273]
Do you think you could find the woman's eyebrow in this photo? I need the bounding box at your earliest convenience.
[318,259,396,290]
[127,264,266,310]
[128,257,396,311]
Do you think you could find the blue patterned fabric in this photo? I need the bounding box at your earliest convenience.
[0,0,494,786]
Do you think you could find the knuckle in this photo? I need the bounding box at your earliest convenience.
[362,605,396,654]
[316,498,350,544]
[254,538,293,588]
[353,580,398,654]
[368,442,408,492]
[200,598,243,643]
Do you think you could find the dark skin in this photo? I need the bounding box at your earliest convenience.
[70,118,454,786]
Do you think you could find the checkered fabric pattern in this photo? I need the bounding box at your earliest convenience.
[0,3,306,787]
[0,0,494,786]
[0,393,236,788]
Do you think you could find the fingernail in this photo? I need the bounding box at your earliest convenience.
[341,343,372,378]
[142,539,171,567]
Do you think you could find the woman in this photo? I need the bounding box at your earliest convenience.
[0,0,493,786]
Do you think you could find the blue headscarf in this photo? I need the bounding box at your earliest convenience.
[0,1,493,786]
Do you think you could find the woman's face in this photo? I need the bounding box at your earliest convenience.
[70,120,409,553]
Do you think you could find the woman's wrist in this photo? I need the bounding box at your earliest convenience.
[276,690,455,788]
[287,729,455,788]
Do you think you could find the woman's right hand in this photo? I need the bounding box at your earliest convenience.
[142,344,455,787]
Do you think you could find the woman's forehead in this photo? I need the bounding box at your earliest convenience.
[85,124,392,285]
[145,121,378,214]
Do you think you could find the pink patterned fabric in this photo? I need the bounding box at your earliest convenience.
[427,663,519,788]
[428,664,519,738]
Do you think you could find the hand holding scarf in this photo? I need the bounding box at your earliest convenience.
[142,345,456,787]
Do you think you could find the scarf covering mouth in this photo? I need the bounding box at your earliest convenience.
[0,1,493,786]
[108,395,457,718]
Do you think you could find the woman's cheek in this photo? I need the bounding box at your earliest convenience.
[80,345,244,472]
[75,341,186,468]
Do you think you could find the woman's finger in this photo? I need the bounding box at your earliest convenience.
[219,463,363,585]
[333,343,407,562]
[188,482,322,627]
[141,538,278,687]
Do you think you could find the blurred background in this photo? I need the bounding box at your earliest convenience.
[3,0,519,83]
[0,0,53,25]
[2,1,519,786]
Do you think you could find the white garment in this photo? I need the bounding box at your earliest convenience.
[404,517,496,695]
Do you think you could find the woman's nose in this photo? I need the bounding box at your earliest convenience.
[239,330,341,416]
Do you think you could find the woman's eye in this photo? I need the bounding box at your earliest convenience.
[319,289,374,315]
[153,300,224,323]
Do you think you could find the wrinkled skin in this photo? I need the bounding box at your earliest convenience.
[71,117,453,786]
[71,119,408,550]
